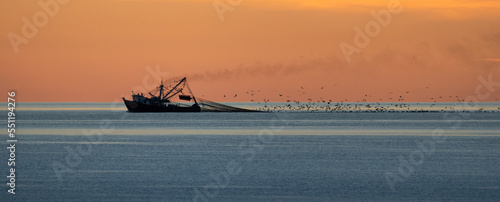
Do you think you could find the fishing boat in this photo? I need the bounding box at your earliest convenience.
[122,77,201,112]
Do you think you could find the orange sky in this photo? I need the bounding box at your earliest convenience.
[1,0,500,102]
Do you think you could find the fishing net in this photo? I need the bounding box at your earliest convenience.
[198,99,260,112]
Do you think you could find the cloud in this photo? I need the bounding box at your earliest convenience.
[186,58,337,82]
[476,59,500,62]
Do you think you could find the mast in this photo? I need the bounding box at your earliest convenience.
[159,80,164,100]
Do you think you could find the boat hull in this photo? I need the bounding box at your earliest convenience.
[122,98,201,112]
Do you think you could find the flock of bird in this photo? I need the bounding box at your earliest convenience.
[220,86,500,113]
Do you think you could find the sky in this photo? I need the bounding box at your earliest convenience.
[1,0,500,102]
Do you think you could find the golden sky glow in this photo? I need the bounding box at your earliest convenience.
[1,0,499,102]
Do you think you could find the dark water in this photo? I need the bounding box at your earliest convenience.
[1,103,500,201]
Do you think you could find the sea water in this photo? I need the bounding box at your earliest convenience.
[0,102,499,201]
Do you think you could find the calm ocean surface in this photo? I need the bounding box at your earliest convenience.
[1,102,499,201]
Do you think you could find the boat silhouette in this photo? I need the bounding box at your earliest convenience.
[122,77,201,112]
